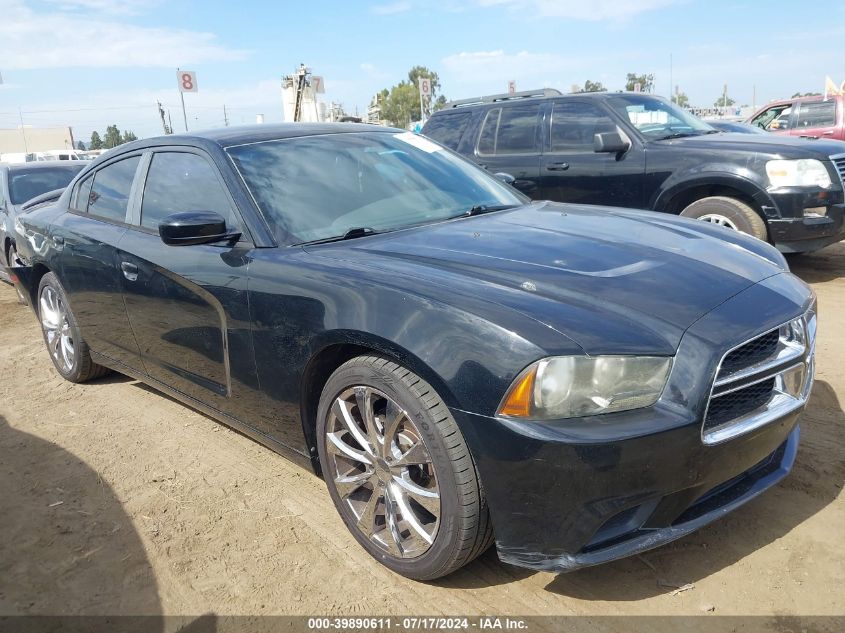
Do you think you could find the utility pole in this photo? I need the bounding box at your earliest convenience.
[223,104,229,127]
[18,108,28,153]
[157,101,171,134]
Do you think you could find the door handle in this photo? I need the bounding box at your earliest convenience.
[121,261,139,282]
[546,162,570,171]
[823,131,834,136]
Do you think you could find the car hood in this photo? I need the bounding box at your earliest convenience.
[655,132,845,158]
[308,202,785,355]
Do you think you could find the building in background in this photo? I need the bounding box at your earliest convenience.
[367,94,384,125]
[282,64,322,123]
[1,126,76,162]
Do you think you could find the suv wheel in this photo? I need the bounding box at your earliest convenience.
[680,196,768,241]
[316,355,493,580]
[37,272,111,383]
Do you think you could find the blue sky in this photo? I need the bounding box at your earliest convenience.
[2,0,844,142]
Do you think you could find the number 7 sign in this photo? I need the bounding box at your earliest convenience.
[177,70,198,93]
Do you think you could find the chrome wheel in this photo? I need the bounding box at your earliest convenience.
[39,286,75,373]
[325,386,440,558]
[698,213,738,230]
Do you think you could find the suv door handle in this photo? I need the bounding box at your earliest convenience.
[823,131,834,136]
[121,261,139,282]
[546,162,570,171]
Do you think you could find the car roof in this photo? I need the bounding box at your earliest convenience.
[115,122,404,153]
[432,91,663,115]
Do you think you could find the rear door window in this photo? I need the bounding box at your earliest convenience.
[88,156,141,223]
[795,101,836,129]
[477,104,541,155]
[423,112,472,150]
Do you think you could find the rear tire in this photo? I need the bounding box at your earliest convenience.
[37,272,111,383]
[680,196,768,241]
[317,355,493,580]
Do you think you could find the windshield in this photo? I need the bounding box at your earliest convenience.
[227,132,526,245]
[605,94,715,140]
[8,166,84,205]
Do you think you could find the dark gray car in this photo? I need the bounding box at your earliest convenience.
[0,161,86,279]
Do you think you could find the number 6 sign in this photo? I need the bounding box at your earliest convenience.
[177,70,198,93]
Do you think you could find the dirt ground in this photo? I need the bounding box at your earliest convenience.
[1,244,844,627]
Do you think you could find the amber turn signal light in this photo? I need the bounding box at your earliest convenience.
[499,366,536,417]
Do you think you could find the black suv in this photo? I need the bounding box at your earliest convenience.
[422,89,845,253]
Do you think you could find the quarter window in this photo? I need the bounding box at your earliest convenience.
[72,174,94,212]
[477,104,540,155]
[140,152,236,230]
[795,101,836,129]
[88,156,141,222]
[423,112,472,150]
[551,101,618,152]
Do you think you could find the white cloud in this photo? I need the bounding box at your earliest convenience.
[441,50,576,83]
[476,0,678,21]
[0,1,248,69]
[43,0,160,14]
[370,1,412,15]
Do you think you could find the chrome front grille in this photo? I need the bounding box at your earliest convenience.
[703,308,816,445]
[832,154,845,187]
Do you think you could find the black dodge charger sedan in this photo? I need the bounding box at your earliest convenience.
[6,124,816,580]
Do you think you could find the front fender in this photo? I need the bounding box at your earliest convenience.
[651,171,775,215]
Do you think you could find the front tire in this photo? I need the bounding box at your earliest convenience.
[317,355,493,580]
[37,272,110,383]
[680,196,768,241]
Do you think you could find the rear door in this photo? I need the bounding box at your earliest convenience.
[790,100,839,139]
[115,148,261,424]
[472,103,542,197]
[540,99,645,207]
[50,155,144,370]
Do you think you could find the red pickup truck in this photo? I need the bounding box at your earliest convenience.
[747,95,845,141]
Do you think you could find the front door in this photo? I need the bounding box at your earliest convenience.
[540,99,645,208]
[473,103,542,197]
[116,149,262,425]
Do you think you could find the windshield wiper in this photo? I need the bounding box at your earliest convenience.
[657,132,699,140]
[463,204,519,217]
[297,227,380,246]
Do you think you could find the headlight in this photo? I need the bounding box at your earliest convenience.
[498,356,672,419]
[765,159,831,188]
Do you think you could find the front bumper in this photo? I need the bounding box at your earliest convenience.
[764,190,845,253]
[452,273,814,573]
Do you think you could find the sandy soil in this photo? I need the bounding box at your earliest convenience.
[0,244,843,627]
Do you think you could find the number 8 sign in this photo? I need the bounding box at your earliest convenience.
[177,70,198,93]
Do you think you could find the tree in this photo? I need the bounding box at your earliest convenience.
[714,94,736,107]
[103,124,122,149]
[379,66,448,128]
[89,131,103,150]
[75,140,86,151]
[122,130,138,143]
[582,79,606,93]
[625,73,654,93]
[672,92,689,108]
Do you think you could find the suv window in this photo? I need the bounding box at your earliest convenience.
[751,104,793,131]
[551,101,618,152]
[423,112,472,150]
[88,156,141,222]
[141,152,236,230]
[477,104,540,155]
[795,101,836,129]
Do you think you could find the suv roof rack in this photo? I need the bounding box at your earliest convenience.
[442,88,563,109]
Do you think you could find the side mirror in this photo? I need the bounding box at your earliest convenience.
[158,212,238,246]
[494,172,516,185]
[594,131,631,154]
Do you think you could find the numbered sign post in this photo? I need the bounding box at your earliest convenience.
[176,69,198,132]
[418,77,432,125]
